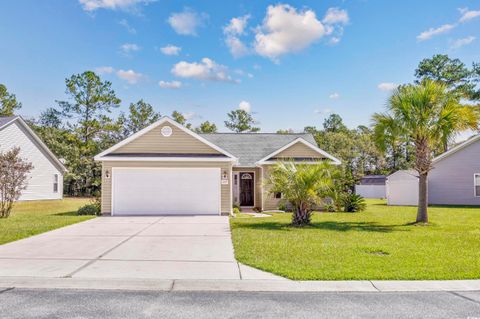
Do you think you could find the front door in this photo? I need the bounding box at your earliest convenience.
[240,172,254,206]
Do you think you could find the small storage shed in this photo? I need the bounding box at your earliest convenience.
[355,175,386,199]
[386,170,419,206]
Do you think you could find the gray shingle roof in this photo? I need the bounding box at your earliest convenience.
[199,133,318,166]
[0,116,19,129]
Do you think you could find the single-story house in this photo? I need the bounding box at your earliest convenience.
[94,116,341,216]
[0,116,67,200]
[355,175,386,199]
[386,134,480,206]
[429,134,480,206]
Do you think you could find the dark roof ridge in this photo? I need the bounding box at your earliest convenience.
[199,132,311,135]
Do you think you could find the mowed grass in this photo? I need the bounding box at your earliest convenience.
[230,200,480,280]
[0,198,93,245]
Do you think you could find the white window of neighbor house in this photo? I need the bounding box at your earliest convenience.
[53,174,59,193]
[475,174,480,197]
[274,192,283,199]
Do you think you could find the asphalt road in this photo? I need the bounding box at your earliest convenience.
[1,288,480,319]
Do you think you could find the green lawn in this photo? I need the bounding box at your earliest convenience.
[0,198,93,245]
[230,200,480,280]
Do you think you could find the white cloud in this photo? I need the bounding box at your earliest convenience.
[253,4,326,60]
[451,36,476,49]
[225,37,249,58]
[329,92,340,99]
[183,111,197,120]
[120,43,141,54]
[167,9,207,36]
[224,15,250,58]
[95,66,114,74]
[159,80,182,89]
[116,69,143,84]
[417,24,455,41]
[119,19,136,34]
[314,108,332,115]
[238,101,251,113]
[79,0,151,12]
[224,15,250,35]
[459,8,480,23]
[171,58,236,83]
[160,45,182,55]
[323,7,349,25]
[329,37,341,45]
[378,82,398,91]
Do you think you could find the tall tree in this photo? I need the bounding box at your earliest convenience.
[171,110,192,129]
[373,80,478,224]
[57,71,121,145]
[195,121,217,133]
[0,84,22,116]
[39,107,63,128]
[224,109,260,132]
[371,113,408,170]
[119,100,161,137]
[323,114,348,133]
[415,54,479,100]
[56,71,121,196]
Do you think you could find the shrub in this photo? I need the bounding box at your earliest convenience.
[253,207,262,213]
[278,203,287,212]
[233,204,241,212]
[77,204,100,216]
[343,193,366,212]
[323,203,337,212]
[232,207,241,216]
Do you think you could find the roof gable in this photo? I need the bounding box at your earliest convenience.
[433,134,480,164]
[95,117,237,161]
[256,138,341,165]
[200,133,340,166]
[0,116,67,172]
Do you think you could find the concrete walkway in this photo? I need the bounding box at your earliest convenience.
[0,216,478,292]
[0,216,284,281]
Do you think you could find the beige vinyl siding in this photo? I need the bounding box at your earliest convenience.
[233,167,262,208]
[113,124,221,154]
[274,142,325,159]
[261,165,283,211]
[101,161,232,214]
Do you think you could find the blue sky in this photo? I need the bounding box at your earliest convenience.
[1,0,479,132]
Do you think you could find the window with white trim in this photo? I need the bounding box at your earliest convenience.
[274,192,283,199]
[53,174,59,193]
[475,174,480,197]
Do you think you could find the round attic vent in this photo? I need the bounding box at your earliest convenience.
[161,126,173,137]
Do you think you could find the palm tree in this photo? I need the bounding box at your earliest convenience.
[267,162,334,226]
[373,80,478,224]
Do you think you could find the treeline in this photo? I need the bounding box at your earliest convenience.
[0,54,478,197]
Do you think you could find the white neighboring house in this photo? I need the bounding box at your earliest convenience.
[0,116,67,201]
[386,170,419,206]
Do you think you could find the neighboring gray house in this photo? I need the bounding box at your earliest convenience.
[386,135,480,206]
[0,116,67,201]
[428,134,480,206]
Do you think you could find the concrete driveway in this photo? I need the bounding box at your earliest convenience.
[0,216,283,280]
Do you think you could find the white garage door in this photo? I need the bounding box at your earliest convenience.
[112,168,221,215]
